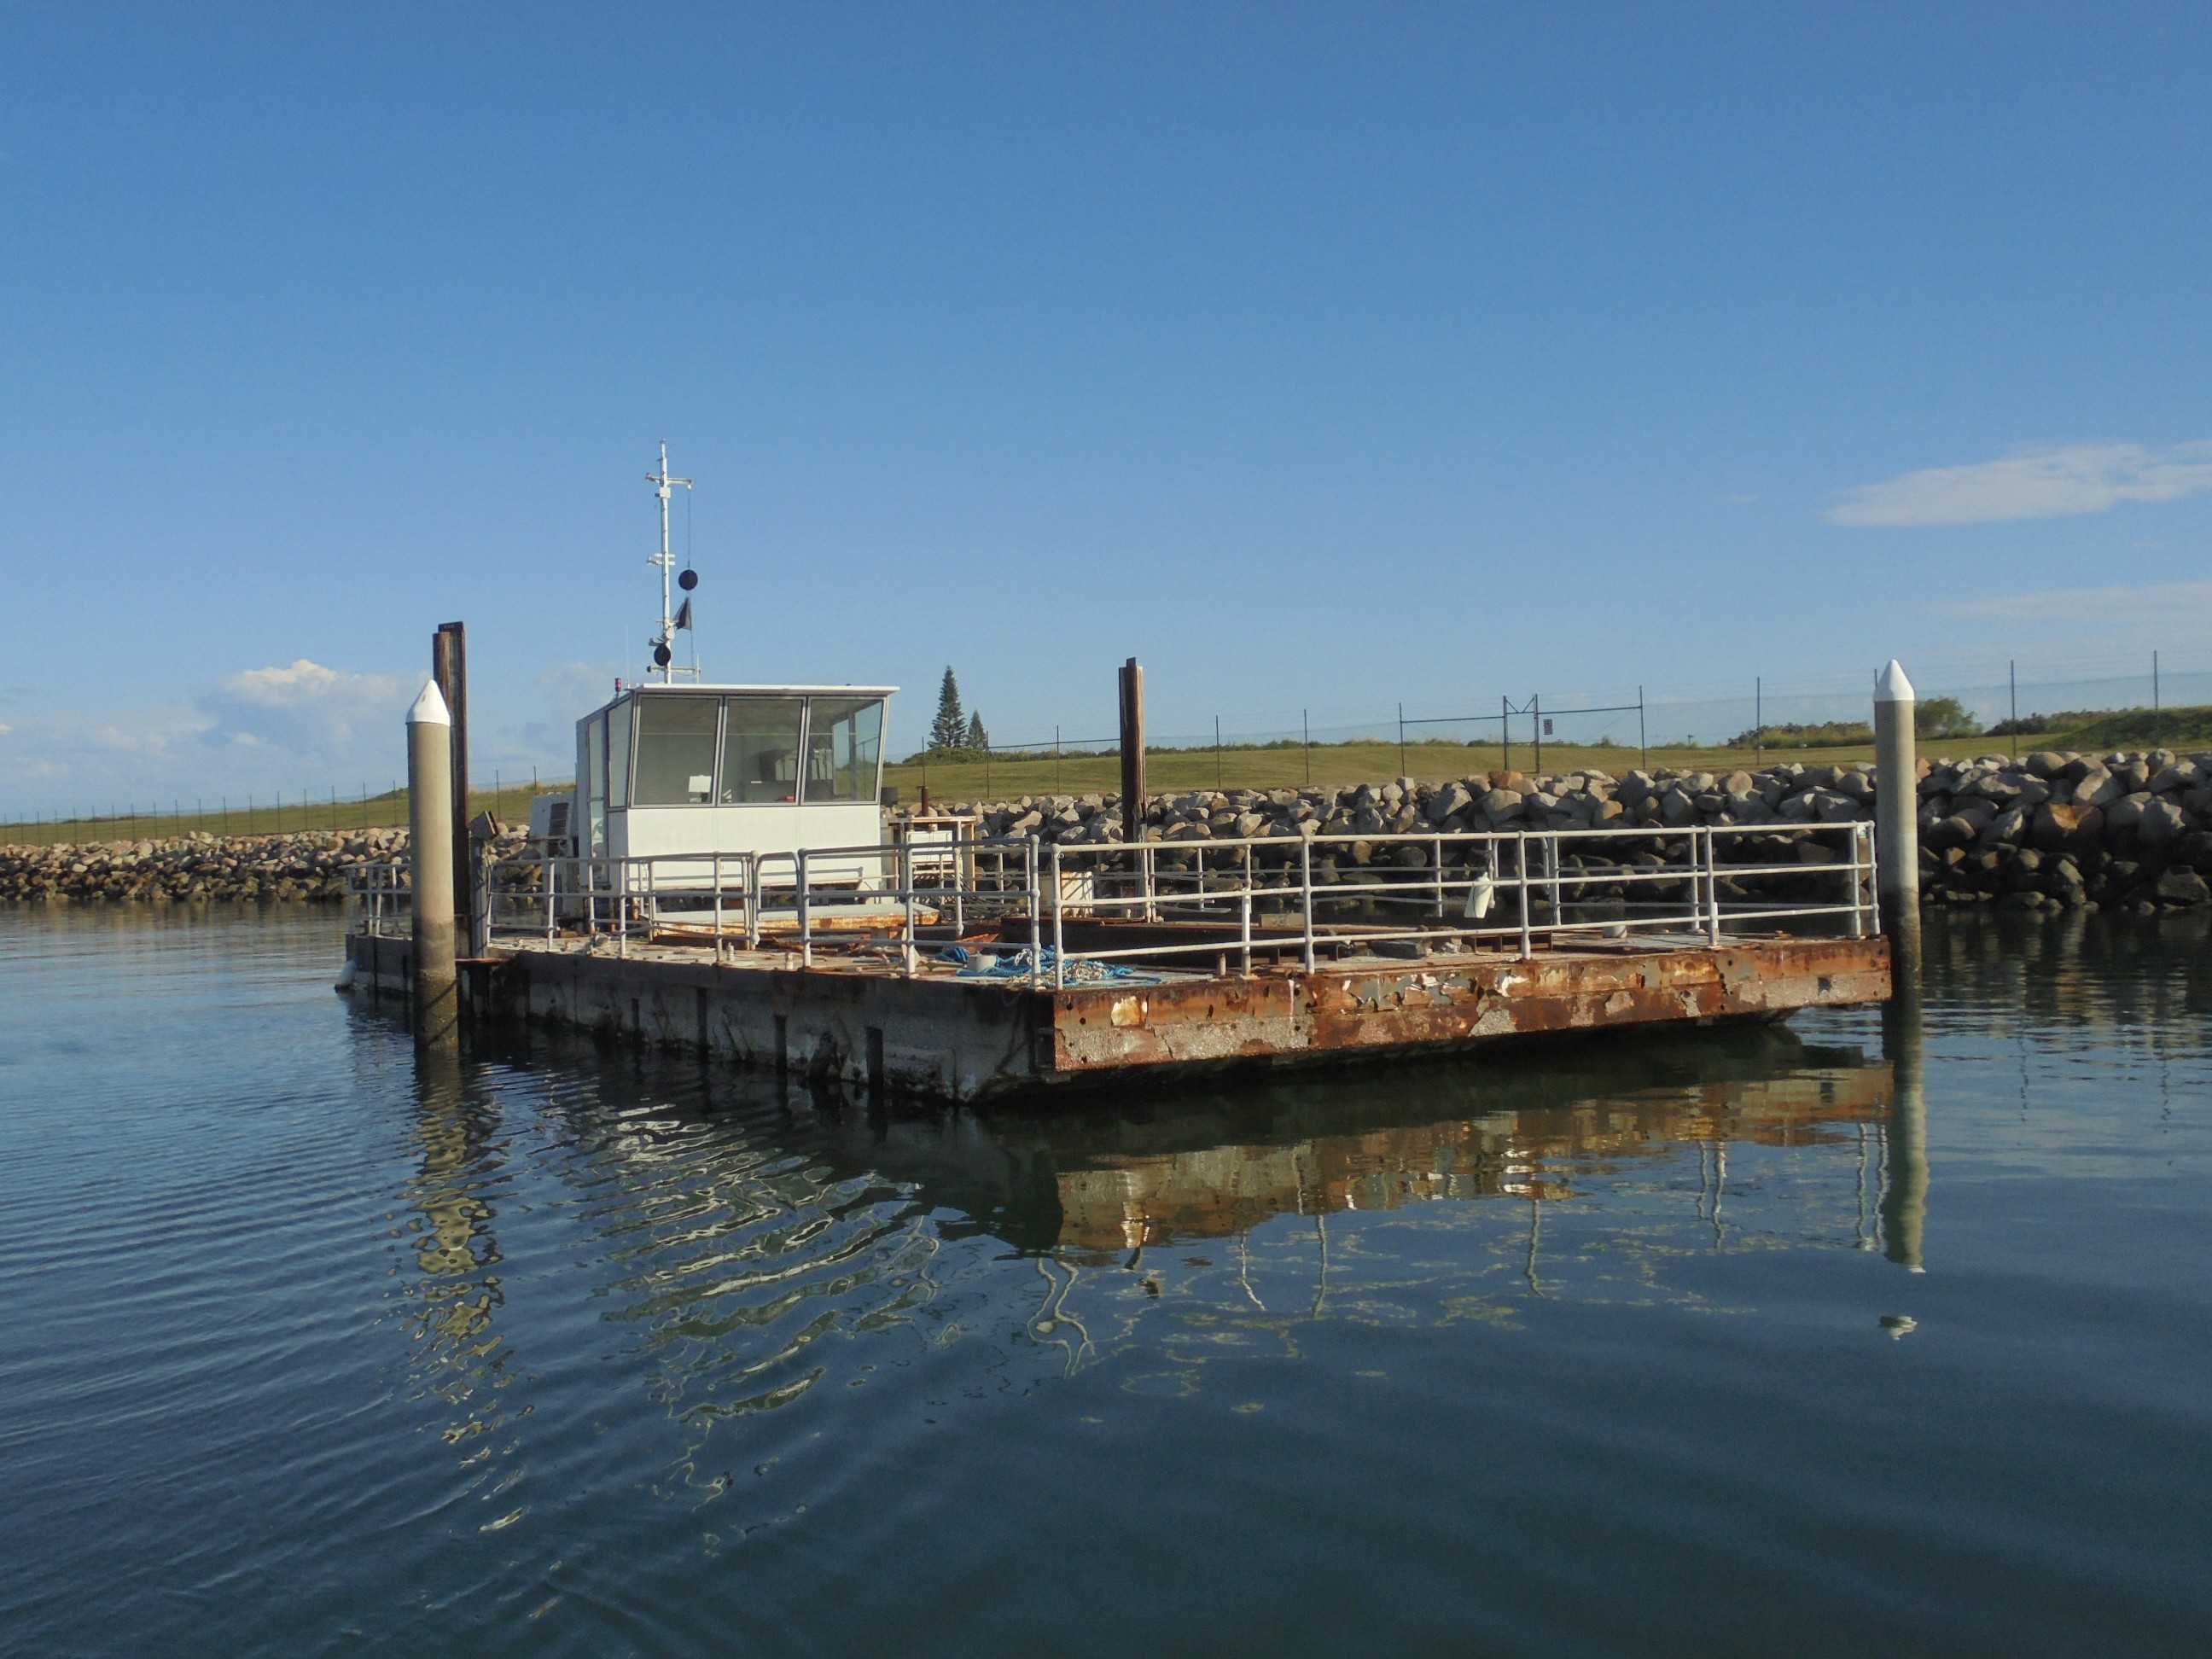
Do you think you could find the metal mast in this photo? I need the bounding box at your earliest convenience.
[646,441,694,683]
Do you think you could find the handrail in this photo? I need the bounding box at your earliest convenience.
[348,819,1880,978]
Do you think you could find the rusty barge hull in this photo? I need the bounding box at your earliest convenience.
[346,933,1890,1103]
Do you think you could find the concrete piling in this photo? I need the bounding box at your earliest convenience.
[408,678,459,1046]
[1873,659,1922,983]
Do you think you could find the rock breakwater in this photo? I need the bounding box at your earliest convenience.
[0,830,411,905]
[5,748,2203,917]
[952,747,2212,917]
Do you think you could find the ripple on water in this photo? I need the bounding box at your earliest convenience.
[1,904,2209,1656]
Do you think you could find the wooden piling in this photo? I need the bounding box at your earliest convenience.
[432,622,470,937]
[1119,657,1145,845]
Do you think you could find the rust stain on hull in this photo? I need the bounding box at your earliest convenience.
[1046,937,1889,1080]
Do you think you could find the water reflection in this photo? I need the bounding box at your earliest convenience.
[837,1028,1898,1260]
[401,1016,1911,1444]
[398,1044,527,1520]
[1882,988,1929,1272]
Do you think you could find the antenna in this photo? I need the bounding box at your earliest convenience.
[645,441,696,683]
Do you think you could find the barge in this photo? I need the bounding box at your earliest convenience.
[343,447,1893,1098]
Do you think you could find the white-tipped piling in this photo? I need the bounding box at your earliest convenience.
[1873,659,1921,983]
[408,678,458,1046]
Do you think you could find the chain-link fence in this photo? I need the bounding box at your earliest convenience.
[898,655,2209,800]
[8,656,2204,844]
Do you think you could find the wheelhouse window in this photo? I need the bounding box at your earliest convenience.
[803,697,884,801]
[632,695,719,805]
[608,699,632,810]
[719,696,803,803]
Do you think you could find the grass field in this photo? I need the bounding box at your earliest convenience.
[0,783,550,850]
[9,708,2197,848]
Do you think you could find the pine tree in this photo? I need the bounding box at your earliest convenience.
[965,711,989,752]
[929,667,966,752]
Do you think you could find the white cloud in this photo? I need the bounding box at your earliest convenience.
[1828,441,2212,527]
[1935,579,2212,626]
[195,659,410,765]
[0,659,416,813]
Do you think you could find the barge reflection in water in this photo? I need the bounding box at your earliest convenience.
[399,1014,1918,1433]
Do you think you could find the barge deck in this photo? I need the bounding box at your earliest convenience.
[346,819,1893,1100]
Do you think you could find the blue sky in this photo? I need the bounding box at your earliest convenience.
[3,3,2209,811]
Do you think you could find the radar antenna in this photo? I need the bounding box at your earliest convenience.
[646,441,696,682]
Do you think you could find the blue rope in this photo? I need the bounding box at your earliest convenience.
[937,944,1157,984]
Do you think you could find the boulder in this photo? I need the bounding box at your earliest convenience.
[1929,814,1983,851]
[2139,797,2188,848]
[1979,804,2029,846]
[1479,789,1526,824]
[2155,866,2210,906]
[2031,801,2103,853]
[2104,792,2151,836]
[1424,781,1473,824]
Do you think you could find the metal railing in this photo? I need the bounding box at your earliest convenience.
[352,821,1876,987]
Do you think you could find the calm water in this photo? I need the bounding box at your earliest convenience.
[1,907,2206,1656]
